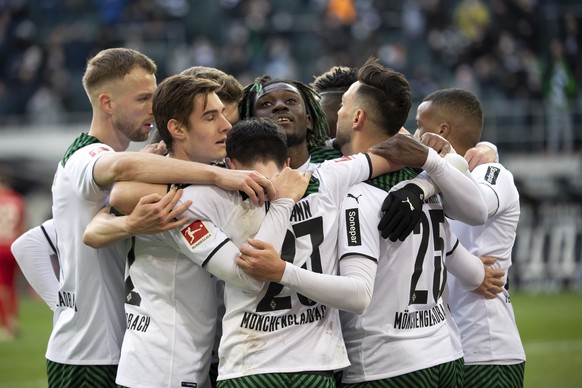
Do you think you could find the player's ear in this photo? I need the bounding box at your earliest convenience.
[353,109,365,129]
[305,114,313,133]
[99,93,113,114]
[225,157,239,170]
[284,157,290,168]
[438,121,451,138]
[168,119,186,140]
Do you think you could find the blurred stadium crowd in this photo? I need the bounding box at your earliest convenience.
[1,0,581,152]
[1,0,581,291]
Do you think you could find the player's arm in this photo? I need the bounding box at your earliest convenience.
[92,152,276,205]
[176,169,310,292]
[413,149,488,225]
[174,198,297,293]
[238,240,376,314]
[11,219,59,311]
[446,240,505,298]
[368,134,488,224]
[109,181,169,215]
[83,187,192,248]
[237,185,379,314]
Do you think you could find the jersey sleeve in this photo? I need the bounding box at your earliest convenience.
[66,143,115,201]
[178,185,229,221]
[167,199,295,294]
[11,219,60,310]
[471,163,517,217]
[316,153,372,208]
[279,256,376,314]
[445,238,484,291]
[168,219,263,293]
[421,148,488,225]
[250,199,295,252]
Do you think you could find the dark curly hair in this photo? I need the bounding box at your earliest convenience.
[239,76,329,149]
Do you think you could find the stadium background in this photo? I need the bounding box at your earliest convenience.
[0,0,581,385]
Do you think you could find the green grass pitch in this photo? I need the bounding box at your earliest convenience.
[0,292,581,387]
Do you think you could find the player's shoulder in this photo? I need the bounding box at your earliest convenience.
[472,162,514,186]
[309,146,342,164]
[62,133,112,167]
[181,184,246,211]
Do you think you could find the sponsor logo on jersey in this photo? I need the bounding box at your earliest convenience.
[88,146,110,157]
[485,166,500,185]
[345,208,361,246]
[180,220,211,250]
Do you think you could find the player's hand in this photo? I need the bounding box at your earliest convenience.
[473,256,505,298]
[214,169,277,206]
[369,133,430,168]
[237,239,286,282]
[126,187,192,235]
[464,144,497,171]
[271,167,311,202]
[418,132,452,157]
[140,140,167,156]
[378,183,424,241]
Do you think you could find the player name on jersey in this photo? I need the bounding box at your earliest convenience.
[393,303,447,330]
[125,312,151,333]
[290,201,312,223]
[57,291,77,311]
[240,305,327,332]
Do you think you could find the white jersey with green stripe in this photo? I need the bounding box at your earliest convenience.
[218,153,372,380]
[339,182,464,383]
[448,163,526,365]
[48,138,130,365]
[116,185,272,388]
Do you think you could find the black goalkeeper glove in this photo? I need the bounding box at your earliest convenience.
[378,183,424,242]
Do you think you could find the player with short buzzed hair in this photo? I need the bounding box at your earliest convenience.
[416,88,526,387]
[311,65,358,138]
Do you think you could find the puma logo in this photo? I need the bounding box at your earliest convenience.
[347,193,363,203]
[402,197,415,211]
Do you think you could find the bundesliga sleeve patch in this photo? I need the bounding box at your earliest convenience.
[345,208,362,246]
[484,166,500,185]
[333,155,355,163]
[89,146,110,157]
[180,220,211,251]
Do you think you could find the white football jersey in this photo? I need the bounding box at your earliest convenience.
[116,184,272,388]
[448,163,526,364]
[339,182,464,383]
[218,154,372,380]
[48,136,130,365]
